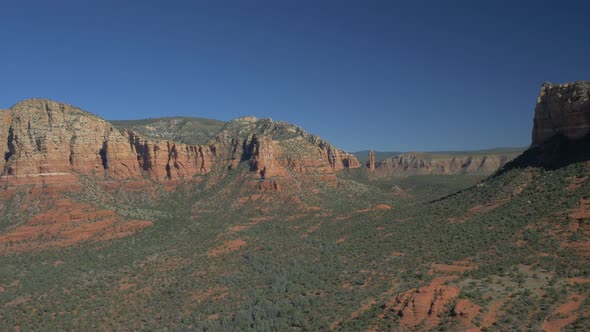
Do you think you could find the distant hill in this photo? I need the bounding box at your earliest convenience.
[354,150,403,162]
[353,147,525,177]
[354,147,526,163]
[111,116,226,145]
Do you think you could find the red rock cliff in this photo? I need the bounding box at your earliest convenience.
[0,99,217,185]
[0,100,359,188]
[0,99,140,185]
[215,117,361,186]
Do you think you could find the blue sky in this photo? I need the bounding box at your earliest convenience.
[1,0,588,152]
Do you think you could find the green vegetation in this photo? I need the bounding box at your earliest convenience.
[0,142,588,331]
[111,116,226,145]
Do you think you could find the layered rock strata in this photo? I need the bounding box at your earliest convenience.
[369,153,515,177]
[0,99,360,188]
[532,81,590,145]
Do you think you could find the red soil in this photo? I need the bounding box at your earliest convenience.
[0,198,152,253]
[119,283,137,291]
[207,239,246,257]
[229,225,250,232]
[301,223,321,238]
[481,298,508,330]
[190,287,230,304]
[541,293,585,332]
[390,278,461,329]
[238,194,263,204]
[430,261,477,274]
[355,204,392,213]
[3,295,31,308]
[449,197,511,223]
[374,204,392,210]
[229,217,271,233]
[568,175,588,190]
[453,299,482,330]
[570,198,590,220]
[559,198,590,256]
[567,277,590,284]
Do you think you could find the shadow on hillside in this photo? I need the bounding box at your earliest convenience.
[427,134,590,204]
[491,134,590,177]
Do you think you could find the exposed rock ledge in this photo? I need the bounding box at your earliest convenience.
[0,99,360,188]
[532,81,590,145]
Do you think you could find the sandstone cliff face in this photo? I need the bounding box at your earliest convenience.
[532,81,590,145]
[370,152,517,177]
[127,131,216,181]
[0,99,218,185]
[213,117,360,184]
[0,100,359,188]
[0,99,141,185]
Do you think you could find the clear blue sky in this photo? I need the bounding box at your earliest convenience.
[1,1,588,152]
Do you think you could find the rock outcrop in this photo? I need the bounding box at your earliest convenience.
[532,81,590,145]
[0,99,141,186]
[0,99,218,185]
[111,116,225,145]
[369,152,518,177]
[212,117,360,187]
[389,277,461,329]
[0,99,360,188]
[368,150,375,171]
[127,131,216,181]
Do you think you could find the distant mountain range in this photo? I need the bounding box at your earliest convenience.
[353,147,526,162]
[116,117,527,178]
[117,116,527,178]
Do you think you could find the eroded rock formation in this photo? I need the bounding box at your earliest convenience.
[0,99,360,189]
[368,150,375,171]
[532,81,590,145]
[211,117,360,187]
[127,131,216,181]
[370,153,516,177]
[0,99,140,186]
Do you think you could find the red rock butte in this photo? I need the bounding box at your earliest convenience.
[0,99,360,189]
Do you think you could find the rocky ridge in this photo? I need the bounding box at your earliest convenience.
[111,116,225,145]
[367,152,519,177]
[0,99,360,188]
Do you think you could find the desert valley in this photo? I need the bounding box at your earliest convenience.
[0,81,588,331]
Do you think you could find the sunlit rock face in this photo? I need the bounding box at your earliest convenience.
[0,99,360,189]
